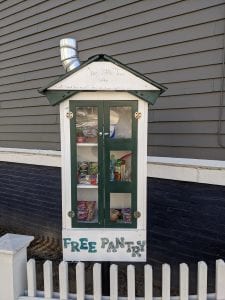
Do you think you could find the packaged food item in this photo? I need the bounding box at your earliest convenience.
[110,207,132,223]
[122,208,132,223]
[109,154,116,181]
[77,161,98,185]
[114,159,121,181]
[110,209,122,222]
[77,200,96,222]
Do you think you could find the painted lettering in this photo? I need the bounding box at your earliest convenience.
[63,238,71,248]
[71,241,80,252]
[63,237,96,253]
[115,237,125,248]
[137,240,146,252]
[80,238,88,250]
[63,236,146,258]
[131,246,141,257]
[107,241,117,253]
[88,242,97,253]
[101,238,109,249]
[125,241,134,253]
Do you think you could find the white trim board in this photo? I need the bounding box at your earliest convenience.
[0,148,225,186]
[148,156,225,186]
[0,148,61,167]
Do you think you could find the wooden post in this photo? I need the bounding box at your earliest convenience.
[0,233,34,300]
[162,264,171,300]
[216,259,225,300]
[144,264,153,300]
[127,264,135,300]
[198,261,207,300]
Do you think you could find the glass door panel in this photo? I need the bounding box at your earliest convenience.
[105,101,138,228]
[76,107,98,144]
[77,147,98,186]
[75,106,99,225]
[77,189,98,224]
[110,107,132,139]
[110,151,132,182]
[70,100,137,228]
[70,102,103,227]
[110,193,132,224]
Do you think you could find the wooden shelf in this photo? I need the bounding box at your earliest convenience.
[77,184,98,189]
[77,143,98,147]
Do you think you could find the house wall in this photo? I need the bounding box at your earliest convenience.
[1,161,225,266]
[0,0,224,159]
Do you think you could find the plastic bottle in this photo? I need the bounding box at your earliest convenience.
[110,154,116,181]
[120,160,126,181]
[114,159,121,181]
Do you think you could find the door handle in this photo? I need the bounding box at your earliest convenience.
[104,132,109,136]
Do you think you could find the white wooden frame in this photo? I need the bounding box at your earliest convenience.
[60,91,147,261]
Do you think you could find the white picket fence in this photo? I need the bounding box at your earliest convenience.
[1,234,225,300]
[18,259,225,300]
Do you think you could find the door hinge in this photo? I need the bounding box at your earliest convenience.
[66,111,73,119]
[134,112,142,119]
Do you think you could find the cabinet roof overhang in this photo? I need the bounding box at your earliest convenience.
[39,54,167,106]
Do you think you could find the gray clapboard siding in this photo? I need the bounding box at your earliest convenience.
[148,121,223,134]
[0,124,59,133]
[79,3,225,49]
[1,97,50,109]
[0,68,62,86]
[149,107,223,122]
[0,0,139,47]
[0,132,59,143]
[82,19,225,57]
[161,79,222,97]
[0,0,39,14]
[0,0,224,158]
[0,1,223,55]
[116,35,224,64]
[130,49,223,74]
[0,59,61,78]
[0,106,58,117]
[0,141,60,150]
[150,64,223,84]
[0,0,88,29]
[0,78,57,94]
[0,115,58,125]
[149,134,221,148]
[148,146,225,161]
[152,93,221,109]
[1,17,223,63]
[0,90,45,101]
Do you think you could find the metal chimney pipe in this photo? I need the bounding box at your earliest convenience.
[60,38,80,72]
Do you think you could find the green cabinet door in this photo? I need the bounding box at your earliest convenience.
[70,100,138,228]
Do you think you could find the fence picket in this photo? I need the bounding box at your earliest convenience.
[216,259,225,300]
[127,265,135,300]
[144,264,152,300]
[76,262,85,300]
[162,264,170,300]
[110,264,118,300]
[27,259,36,297]
[93,263,102,300]
[180,263,189,300]
[20,258,225,300]
[59,261,68,300]
[198,261,207,300]
[44,260,53,298]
